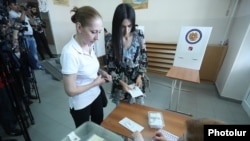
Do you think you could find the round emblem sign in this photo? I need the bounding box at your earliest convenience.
[185,29,202,44]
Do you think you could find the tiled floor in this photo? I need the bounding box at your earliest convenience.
[1,68,250,141]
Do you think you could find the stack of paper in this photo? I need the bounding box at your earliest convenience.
[148,111,165,128]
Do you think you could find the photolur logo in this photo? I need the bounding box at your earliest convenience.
[204,125,250,141]
[208,129,247,136]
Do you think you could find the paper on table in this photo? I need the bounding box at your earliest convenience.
[119,117,144,132]
[128,84,144,98]
[153,129,179,141]
[148,112,165,128]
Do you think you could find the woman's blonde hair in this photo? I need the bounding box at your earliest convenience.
[70,6,102,27]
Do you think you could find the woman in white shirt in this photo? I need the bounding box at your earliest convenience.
[60,6,112,128]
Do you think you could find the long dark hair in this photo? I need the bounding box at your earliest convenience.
[112,3,136,64]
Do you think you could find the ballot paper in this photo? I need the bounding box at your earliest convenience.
[87,134,104,141]
[152,129,179,141]
[128,84,144,98]
[119,117,144,132]
[67,131,81,141]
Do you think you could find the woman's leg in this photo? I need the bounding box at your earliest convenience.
[70,106,90,128]
[90,93,103,125]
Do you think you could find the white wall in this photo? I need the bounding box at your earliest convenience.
[216,0,250,101]
[46,0,75,54]
[46,0,232,54]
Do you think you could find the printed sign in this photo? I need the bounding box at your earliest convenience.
[173,26,212,70]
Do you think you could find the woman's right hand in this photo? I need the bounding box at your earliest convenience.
[94,75,107,85]
[152,131,168,141]
[119,80,131,93]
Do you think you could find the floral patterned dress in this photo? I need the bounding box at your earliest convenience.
[105,30,148,105]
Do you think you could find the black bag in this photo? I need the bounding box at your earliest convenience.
[100,86,108,107]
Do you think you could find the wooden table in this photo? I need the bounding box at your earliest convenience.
[166,66,200,114]
[101,101,191,141]
[166,66,200,83]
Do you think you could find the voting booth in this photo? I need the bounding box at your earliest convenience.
[173,26,212,70]
[166,26,212,113]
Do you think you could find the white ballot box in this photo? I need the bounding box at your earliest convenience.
[61,121,123,141]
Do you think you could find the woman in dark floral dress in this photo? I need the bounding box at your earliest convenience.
[105,3,148,105]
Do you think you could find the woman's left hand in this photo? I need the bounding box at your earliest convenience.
[104,74,112,82]
[136,75,142,87]
[101,71,112,82]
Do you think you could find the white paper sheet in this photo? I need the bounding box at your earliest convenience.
[67,131,80,141]
[119,117,144,132]
[128,84,144,98]
[87,134,104,141]
[153,129,179,141]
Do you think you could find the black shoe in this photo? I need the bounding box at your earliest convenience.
[29,95,38,99]
[28,100,34,105]
[7,129,22,136]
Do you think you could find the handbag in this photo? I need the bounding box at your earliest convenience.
[100,85,108,107]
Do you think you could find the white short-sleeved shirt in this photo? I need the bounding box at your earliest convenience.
[8,10,33,35]
[60,35,100,110]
